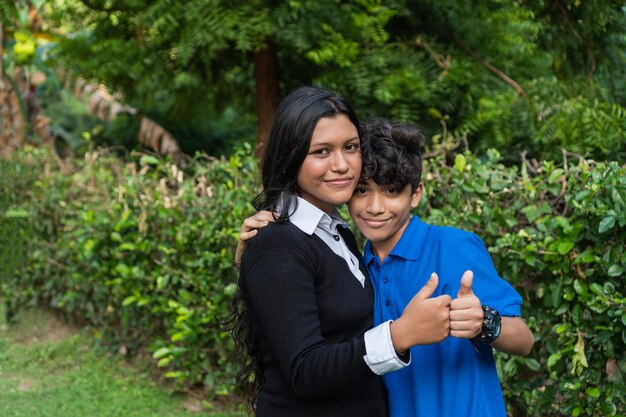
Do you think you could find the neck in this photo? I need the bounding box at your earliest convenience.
[372,243,392,263]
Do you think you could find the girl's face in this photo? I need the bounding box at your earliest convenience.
[297,114,361,215]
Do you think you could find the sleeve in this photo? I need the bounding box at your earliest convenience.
[451,232,523,317]
[363,320,411,374]
[242,244,377,400]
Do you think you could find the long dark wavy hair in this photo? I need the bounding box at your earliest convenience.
[227,86,360,413]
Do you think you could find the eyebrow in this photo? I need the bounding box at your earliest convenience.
[310,136,360,146]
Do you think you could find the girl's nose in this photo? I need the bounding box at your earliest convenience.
[330,151,349,172]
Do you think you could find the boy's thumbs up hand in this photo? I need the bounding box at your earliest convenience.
[450,270,483,339]
[457,269,474,297]
[390,273,452,353]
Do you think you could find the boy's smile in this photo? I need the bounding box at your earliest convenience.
[348,181,423,261]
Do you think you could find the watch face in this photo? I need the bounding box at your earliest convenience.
[490,313,501,339]
[485,307,501,341]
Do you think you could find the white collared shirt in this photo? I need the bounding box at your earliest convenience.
[289,197,367,287]
[288,196,410,375]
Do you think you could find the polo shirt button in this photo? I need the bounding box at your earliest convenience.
[383,277,388,284]
[333,235,340,241]
[385,300,390,306]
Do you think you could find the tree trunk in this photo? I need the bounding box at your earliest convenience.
[0,22,3,72]
[252,38,280,158]
[0,21,5,153]
[0,23,26,156]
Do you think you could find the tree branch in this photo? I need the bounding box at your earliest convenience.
[456,38,528,99]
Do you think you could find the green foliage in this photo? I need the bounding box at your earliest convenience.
[417,148,625,417]
[2,145,259,398]
[41,0,265,155]
[12,29,37,64]
[533,95,626,160]
[2,145,624,416]
[0,155,38,322]
[2,0,49,69]
[39,0,626,161]
[32,69,143,154]
[39,85,101,151]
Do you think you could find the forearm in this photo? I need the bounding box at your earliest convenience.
[491,317,534,356]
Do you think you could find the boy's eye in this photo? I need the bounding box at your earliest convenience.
[354,187,368,195]
[385,187,401,194]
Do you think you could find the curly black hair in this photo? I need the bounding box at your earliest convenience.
[359,117,425,192]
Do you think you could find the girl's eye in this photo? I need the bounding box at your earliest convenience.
[311,148,329,156]
[345,143,360,152]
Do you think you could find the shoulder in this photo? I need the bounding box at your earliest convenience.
[252,221,301,241]
[246,222,311,253]
[426,223,485,247]
[242,222,319,268]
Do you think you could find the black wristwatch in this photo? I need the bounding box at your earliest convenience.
[472,305,501,344]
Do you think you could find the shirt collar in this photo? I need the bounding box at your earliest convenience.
[288,196,348,235]
[363,215,427,266]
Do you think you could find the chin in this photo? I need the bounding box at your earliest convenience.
[359,230,386,243]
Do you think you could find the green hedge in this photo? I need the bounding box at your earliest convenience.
[419,150,625,417]
[1,146,259,396]
[1,146,624,416]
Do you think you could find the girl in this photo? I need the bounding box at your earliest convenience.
[230,87,450,417]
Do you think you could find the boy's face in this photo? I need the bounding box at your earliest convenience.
[348,180,423,259]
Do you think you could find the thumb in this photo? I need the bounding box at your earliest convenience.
[415,273,439,300]
[457,270,474,297]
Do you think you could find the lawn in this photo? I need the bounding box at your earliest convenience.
[0,306,244,417]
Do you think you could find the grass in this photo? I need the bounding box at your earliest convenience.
[0,306,244,417]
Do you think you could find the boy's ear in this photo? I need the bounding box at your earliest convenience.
[411,183,424,209]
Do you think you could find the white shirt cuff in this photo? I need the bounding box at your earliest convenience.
[363,320,411,375]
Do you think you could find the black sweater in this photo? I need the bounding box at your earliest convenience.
[239,221,388,417]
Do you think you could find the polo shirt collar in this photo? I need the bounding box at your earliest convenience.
[363,216,428,266]
[288,195,348,235]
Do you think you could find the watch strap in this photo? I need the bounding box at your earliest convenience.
[472,305,501,344]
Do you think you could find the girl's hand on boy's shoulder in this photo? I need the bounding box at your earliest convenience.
[235,210,277,268]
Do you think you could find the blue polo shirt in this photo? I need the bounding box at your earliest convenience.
[363,216,523,417]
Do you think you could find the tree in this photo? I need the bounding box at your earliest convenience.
[40,0,626,162]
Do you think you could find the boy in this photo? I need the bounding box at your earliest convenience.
[348,118,533,417]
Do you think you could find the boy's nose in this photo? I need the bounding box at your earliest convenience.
[367,193,385,214]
